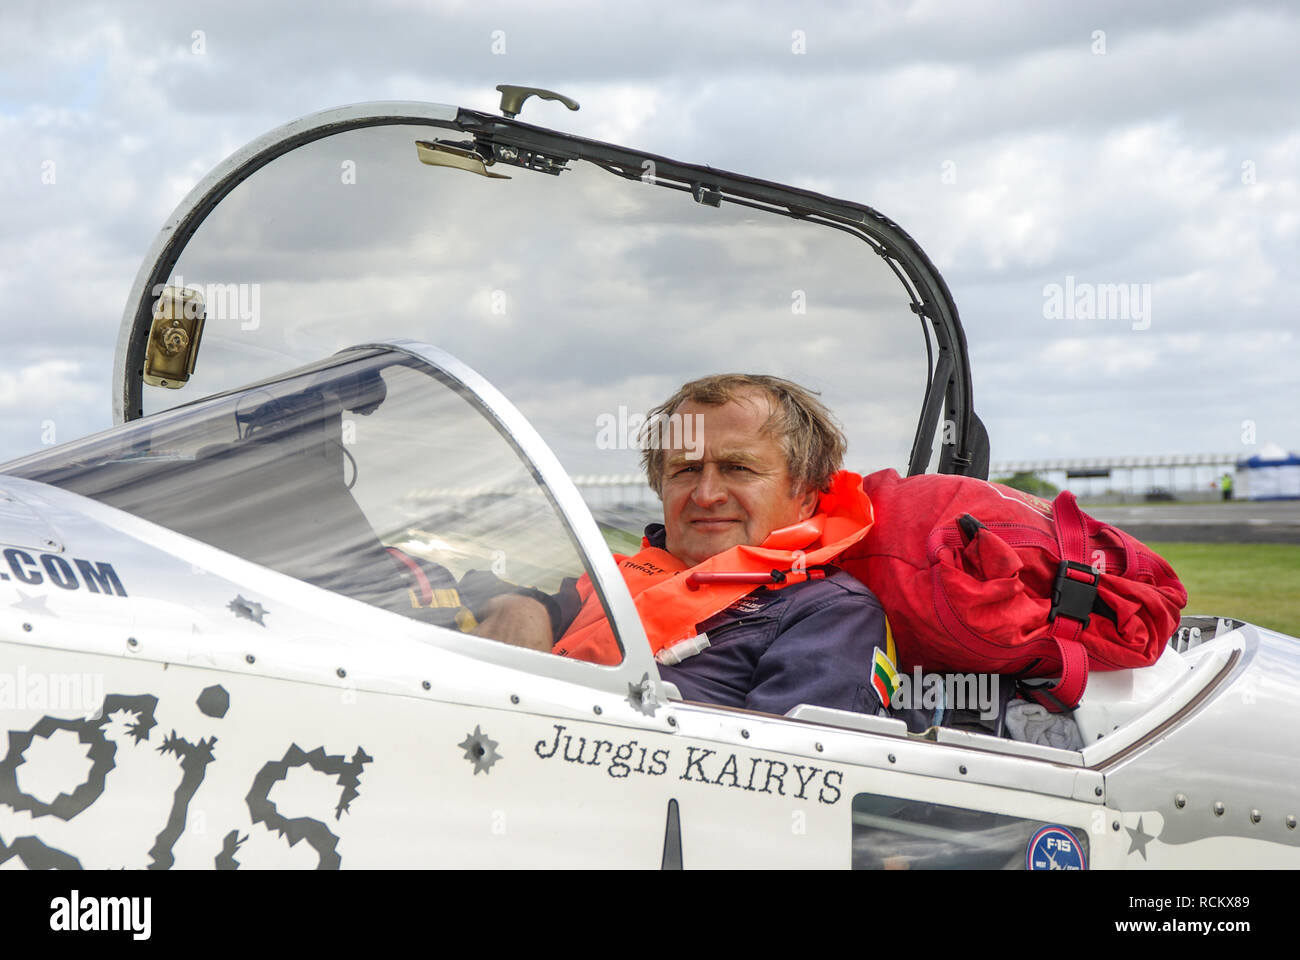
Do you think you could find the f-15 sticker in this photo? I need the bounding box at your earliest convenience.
[1027,825,1086,870]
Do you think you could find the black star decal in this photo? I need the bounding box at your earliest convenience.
[458,725,501,775]
[227,594,267,626]
[1126,816,1155,861]
[626,672,660,716]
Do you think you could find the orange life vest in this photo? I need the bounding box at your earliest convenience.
[553,470,875,665]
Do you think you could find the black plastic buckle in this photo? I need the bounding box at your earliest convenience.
[1050,560,1099,625]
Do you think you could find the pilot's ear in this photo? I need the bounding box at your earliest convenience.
[798,486,818,519]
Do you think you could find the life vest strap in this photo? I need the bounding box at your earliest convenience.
[685,568,827,591]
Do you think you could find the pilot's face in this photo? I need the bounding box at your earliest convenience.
[660,391,818,568]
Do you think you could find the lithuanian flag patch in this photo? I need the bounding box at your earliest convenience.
[871,646,900,708]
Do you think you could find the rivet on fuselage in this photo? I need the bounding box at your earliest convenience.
[1250,809,1262,824]
[1174,794,1187,809]
[1213,801,1225,816]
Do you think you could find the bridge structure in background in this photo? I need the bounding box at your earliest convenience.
[570,474,660,511]
[571,452,1245,509]
[990,453,1240,500]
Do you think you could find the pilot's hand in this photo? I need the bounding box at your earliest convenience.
[472,594,554,652]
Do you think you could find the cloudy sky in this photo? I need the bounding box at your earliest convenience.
[1,0,1296,477]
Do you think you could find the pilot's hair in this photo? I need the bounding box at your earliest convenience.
[640,373,847,498]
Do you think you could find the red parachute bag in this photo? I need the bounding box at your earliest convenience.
[837,469,1188,710]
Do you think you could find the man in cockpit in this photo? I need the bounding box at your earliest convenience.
[470,373,901,720]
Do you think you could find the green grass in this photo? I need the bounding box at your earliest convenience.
[598,523,644,555]
[1146,542,1300,637]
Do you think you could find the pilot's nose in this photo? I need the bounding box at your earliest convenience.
[690,465,728,507]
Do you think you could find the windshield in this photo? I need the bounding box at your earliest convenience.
[6,347,613,652]
[136,122,932,500]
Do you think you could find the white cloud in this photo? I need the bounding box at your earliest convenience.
[0,0,1296,470]
[0,360,95,410]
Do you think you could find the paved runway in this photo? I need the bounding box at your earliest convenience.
[1085,500,1300,544]
[594,500,1300,545]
